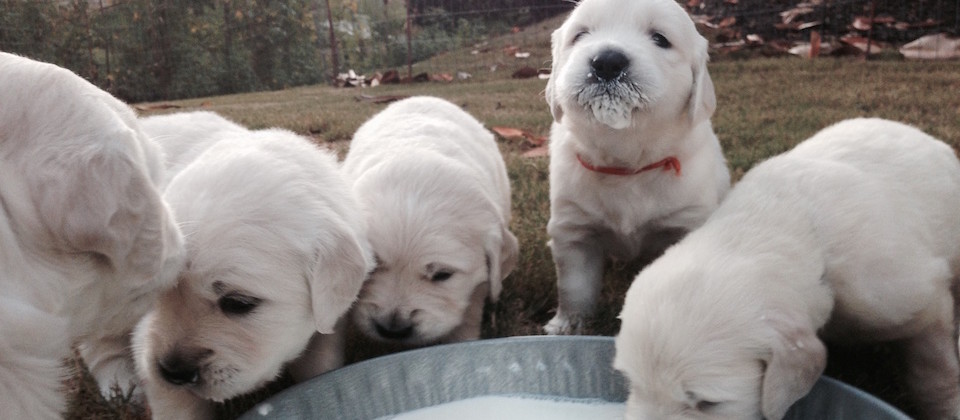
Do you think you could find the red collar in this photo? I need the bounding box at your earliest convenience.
[576,154,682,176]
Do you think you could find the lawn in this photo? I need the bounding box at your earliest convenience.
[67,53,960,419]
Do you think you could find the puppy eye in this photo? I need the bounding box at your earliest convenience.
[218,294,261,315]
[572,30,589,45]
[695,400,720,411]
[431,271,453,282]
[651,32,671,49]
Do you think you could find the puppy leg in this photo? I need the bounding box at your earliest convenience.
[902,293,960,420]
[545,234,606,335]
[287,325,346,383]
[0,359,64,420]
[0,297,71,419]
[78,334,140,401]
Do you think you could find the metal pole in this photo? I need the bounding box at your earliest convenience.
[405,0,413,79]
[323,0,340,83]
[864,0,876,60]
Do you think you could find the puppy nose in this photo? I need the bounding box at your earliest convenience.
[374,316,415,340]
[591,50,630,81]
[157,351,209,386]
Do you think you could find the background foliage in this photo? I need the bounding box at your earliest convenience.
[0,0,572,102]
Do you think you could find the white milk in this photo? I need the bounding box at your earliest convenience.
[380,395,625,420]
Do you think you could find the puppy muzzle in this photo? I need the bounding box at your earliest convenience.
[157,348,213,387]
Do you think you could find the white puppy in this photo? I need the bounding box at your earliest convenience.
[543,0,730,334]
[614,118,960,420]
[0,53,184,418]
[79,112,252,398]
[132,112,374,419]
[342,96,518,346]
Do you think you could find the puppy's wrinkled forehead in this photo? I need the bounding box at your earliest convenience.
[563,0,698,45]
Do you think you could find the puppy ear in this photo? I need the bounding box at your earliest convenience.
[308,225,374,334]
[544,27,565,123]
[760,312,827,420]
[484,227,519,302]
[32,128,169,284]
[687,36,716,125]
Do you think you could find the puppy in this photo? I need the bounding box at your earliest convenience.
[79,111,251,399]
[132,112,374,419]
[543,0,730,334]
[614,118,960,420]
[341,96,518,346]
[0,53,184,418]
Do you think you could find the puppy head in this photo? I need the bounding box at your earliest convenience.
[614,257,826,420]
[350,161,515,345]
[0,53,184,334]
[135,141,371,401]
[545,0,714,129]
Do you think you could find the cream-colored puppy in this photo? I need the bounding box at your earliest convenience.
[0,53,184,418]
[79,112,251,399]
[614,118,960,420]
[544,0,730,334]
[342,96,518,346]
[133,112,374,419]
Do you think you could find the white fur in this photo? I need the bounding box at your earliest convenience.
[0,52,185,418]
[132,111,374,419]
[341,96,519,346]
[614,118,960,420]
[543,0,730,334]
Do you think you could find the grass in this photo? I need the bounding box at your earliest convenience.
[67,31,960,420]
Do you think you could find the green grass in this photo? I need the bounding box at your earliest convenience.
[68,48,960,420]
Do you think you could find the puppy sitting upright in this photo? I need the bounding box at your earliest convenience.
[342,96,518,346]
[133,112,374,420]
[615,118,960,420]
[543,0,730,334]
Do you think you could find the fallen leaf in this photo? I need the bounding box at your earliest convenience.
[133,103,182,111]
[492,126,547,148]
[492,126,525,138]
[718,16,736,28]
[521,145,550,158]
[354,94,409,104]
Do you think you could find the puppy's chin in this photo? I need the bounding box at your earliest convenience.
[574,81,646,130]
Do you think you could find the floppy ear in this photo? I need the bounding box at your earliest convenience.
[687,36,716,125]
[760,312,827,420]
[544,27,565,123]
[484,227,519,302]
[32,129,168,284]
[307,225,374,334]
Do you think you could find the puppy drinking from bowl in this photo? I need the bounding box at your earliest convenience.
[132,112,374,419]
[614,118,960,420]
[342,96,519,346]
[543,0,730,334]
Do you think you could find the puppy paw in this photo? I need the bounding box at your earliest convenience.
[544,314,583,335]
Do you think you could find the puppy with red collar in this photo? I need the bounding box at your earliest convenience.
[543,0,730,334]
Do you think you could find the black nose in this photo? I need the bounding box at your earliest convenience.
[591,50,630,81]
[374,318,415,340]
[157,354,202,386]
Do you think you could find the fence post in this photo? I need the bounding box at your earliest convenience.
[405,0,412,79]
[864,0,877,60]
[323,0,340,83]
